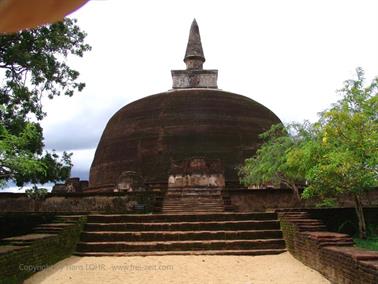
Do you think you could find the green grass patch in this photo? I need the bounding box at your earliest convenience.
[353,237,378,251]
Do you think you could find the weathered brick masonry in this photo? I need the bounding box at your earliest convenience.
[278,210,378,284]
[0,215,86,284]
[0,191,163,213]
[0,189,377,213]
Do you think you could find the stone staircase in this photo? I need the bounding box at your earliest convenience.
[277,210,328,232]
[32,215,84,234]
[161,187,234,213]
[0,215,84,251]
[75,212,286,256]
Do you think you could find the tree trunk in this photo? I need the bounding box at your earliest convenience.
[292,183,301,201]
[354,193,367,239]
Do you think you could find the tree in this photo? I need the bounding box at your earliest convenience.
[290,68,378,239]
[239,123,313,200]
[0,18,91,188]
[240,68,377,239]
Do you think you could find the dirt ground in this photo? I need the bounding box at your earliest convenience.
[25,252,330,284]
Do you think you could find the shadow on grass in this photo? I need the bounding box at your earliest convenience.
[353,237,378,251]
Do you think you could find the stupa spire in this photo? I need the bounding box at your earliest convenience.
[184,19,205,70]
[171,19,218,89]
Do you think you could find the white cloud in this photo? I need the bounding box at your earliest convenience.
[70,148,96,177]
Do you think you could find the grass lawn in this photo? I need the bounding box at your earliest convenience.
[353,237,378,251]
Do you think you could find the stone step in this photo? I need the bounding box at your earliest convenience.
[162,202,223,205]
[286,218,323,223]
[165,197,222,201]
[162,203,223,206]
[74,248,287,257]
[162,205,223,208]
[163,200,223,202]
[167,197,219,200]
[162,206,224,210]
[165,193,222,196]
[166,190,222,194]
[279,213,309,218]
[223,206,236,212]
[33,223,74,233]
[86,212,277,223]
[166,194,222,198]
[76,239,286,252]
[35,223,73,227]
[162,211,224,214]
[162,209,224,212]
[77,211,285,256]
[161,210,225,213]
[0,233,57,246]
[33,229,64,234]
[165,194,223,197]
[166,188,223,192]
[84,220,281,231]
[164,193,223,197]
[166,188,222,191]
[162,207,224,210]
[55,215,84,223]
[297,225,327,232]
[80,230,283,242]
[163,205,223,207]
[163,199,223,203]
[162,209,224,213]
[162,206,224,213]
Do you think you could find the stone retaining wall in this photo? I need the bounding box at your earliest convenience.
[0,188,377,213]
[0,215,86,284]
[0,191,162,213]
[278,210,378,284]
[228,188,378,212]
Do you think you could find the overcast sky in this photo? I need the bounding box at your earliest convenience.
[5,0,378,191]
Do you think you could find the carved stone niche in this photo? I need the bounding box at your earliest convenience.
[52,177,88,193]
[168,157,225,188]
[66,177,80,192]
[117,171,144,192]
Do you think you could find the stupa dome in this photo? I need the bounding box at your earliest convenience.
[89,20,281,188]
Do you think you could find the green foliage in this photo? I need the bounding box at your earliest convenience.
[239,124,290,186]
[240,68,377,238]
[0,18,91,123]
[0,122,73,186]
[241,68,377,199]
[296,68,378,199]
[353,237,378,251]
[239,122,313,198]
[367,223,378,237]
[351,223,378,249]
[315,198,338,208]
[0,18,90,188]
[25,185,48,200]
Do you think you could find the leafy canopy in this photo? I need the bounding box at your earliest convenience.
[239,68,377,239]
[239,68,378,201]
[294,68,378,199]
[239,122,314,198]
[0,18,91,188]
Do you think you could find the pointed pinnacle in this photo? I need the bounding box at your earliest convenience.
[184,19,205,63]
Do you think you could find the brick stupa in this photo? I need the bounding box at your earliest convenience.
[88,19,281,191]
